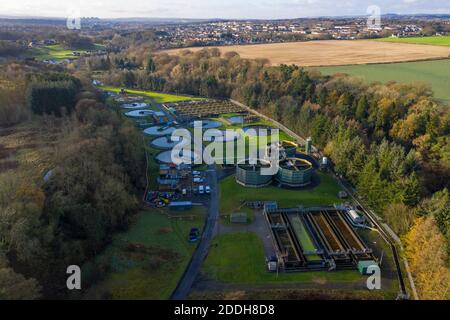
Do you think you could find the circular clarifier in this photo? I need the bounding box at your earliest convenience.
[228,116,244,124]
[125,109,153,117]
[189,119,223,129]
[150,136,180,149]
[144,126,176,136]
[155,150,200,164]
[121,102,149,109]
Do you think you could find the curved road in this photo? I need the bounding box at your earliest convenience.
[171,165,219,300]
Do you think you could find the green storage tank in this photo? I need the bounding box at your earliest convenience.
[276,158,313,187]
[236,159,273,188]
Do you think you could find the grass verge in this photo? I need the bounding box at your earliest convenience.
[83,208,206,299]
[203,232,362,284]
[219,172,342,215]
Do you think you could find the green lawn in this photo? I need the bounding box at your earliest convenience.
[376,36,450,46]
[315,59,450,102]
[84,208,205,299]
[31,44,105,61]
[219,172,342,215]
[203,232,361,284]
[101,86,203,103]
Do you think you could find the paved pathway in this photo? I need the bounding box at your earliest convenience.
[171,165,219,300]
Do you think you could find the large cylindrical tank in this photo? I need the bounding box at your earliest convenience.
[236,159,273,188]
[276,158,314,187]
[282,141,298,158]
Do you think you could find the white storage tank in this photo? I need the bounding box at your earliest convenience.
[348,209,364,224]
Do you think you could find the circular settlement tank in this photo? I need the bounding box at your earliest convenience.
[150,136,179,149]
[144,125,176,136]
[267,140,298,159]
[155,149,200,164]
[189,119,223,130]
[121,102,149,109]
[243,125,274,137]
[236,159,273,188]
[228,115,244,124]
[125,109,153,117]
[276,158,314,188]
[282,141,298,158]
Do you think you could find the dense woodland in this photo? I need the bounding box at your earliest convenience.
[0,64,146,298]
[98,48,450,299]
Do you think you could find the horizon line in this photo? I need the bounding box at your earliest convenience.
[1,12,450,22]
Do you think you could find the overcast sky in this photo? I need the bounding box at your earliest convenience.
[1,0,449,19]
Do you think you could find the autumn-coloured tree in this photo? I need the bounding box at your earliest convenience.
[403,217,450,300]
[384,203,414,236]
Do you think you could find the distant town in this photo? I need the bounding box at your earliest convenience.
[1,14,449,52]
[156,17,435,48]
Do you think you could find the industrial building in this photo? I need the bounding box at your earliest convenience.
[157,163,192,192]
[276,158,313,187]
[168,201,193,211]
[235,159,273,188]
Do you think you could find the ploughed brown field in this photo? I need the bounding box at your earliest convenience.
[161,40,450,66]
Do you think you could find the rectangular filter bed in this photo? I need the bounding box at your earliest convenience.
[265,206,374,272]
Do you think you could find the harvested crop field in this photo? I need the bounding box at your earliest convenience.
[162,40,450,67]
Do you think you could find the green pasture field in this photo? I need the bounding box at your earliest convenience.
[31,44,105,61]
[101,86,204,103]
[375,36,450,46]
[315,58,450,102]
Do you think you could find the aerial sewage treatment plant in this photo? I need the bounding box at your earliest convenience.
[120,95,378,276]
[234,140,378,274]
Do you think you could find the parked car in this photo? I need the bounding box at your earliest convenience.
[199,185,204,194]
[188,228,200,242]
[205,186,211,194]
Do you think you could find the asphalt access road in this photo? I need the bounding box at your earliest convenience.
[171,165,219,300]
